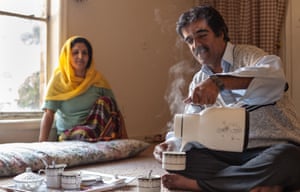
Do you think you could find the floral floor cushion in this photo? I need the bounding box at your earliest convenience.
[0,139,149,177]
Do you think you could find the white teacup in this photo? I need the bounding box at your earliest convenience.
[162,151,186,171]
[137,175,161,192]
[38,163,66,189]
[61,171,81,190]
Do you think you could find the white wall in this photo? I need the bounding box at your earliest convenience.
[0,120,40,143]
[284,0,300,114]
[0,119,58,143]
[64,0,195,139]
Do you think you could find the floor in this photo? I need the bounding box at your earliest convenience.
[0,143,170,192]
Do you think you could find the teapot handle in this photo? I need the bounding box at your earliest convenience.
[38,169,45,175]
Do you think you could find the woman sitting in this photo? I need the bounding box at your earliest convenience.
[39,36,127,142]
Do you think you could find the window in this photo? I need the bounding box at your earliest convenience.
[0,0,48,116]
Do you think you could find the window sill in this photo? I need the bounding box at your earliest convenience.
[0,112,43,120]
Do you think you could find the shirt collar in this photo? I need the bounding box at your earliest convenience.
[222,42,234,66]
[202,42,234,74]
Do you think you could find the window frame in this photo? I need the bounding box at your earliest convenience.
[0,0,63,120]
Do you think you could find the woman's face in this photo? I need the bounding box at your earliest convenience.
[70,42,89,77]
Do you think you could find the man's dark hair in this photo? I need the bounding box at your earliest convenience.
[176,5,230,42]
[71,37,93,69]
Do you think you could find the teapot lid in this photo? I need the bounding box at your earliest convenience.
[14,167,43,182]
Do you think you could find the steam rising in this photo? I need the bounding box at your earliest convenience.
[164,60,198,116]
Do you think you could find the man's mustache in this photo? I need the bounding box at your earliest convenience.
[194,46,209,56]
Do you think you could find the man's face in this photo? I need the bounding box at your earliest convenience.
[181,19,226,67]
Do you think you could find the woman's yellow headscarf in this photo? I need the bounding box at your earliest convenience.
[45,36,111,101]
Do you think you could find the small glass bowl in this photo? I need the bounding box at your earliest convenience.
[13,167,44,191]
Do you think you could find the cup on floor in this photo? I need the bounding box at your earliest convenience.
[38,163,66,189]
[162,151,186,171]
[61,171,81,190]
[137,175,161,192]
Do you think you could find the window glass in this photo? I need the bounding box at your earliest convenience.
[0,0,47,18]
[0,0,47,112]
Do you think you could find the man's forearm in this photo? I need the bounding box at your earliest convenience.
[218,75,253,90]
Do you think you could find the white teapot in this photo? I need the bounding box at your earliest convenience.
[174,106,249,152]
